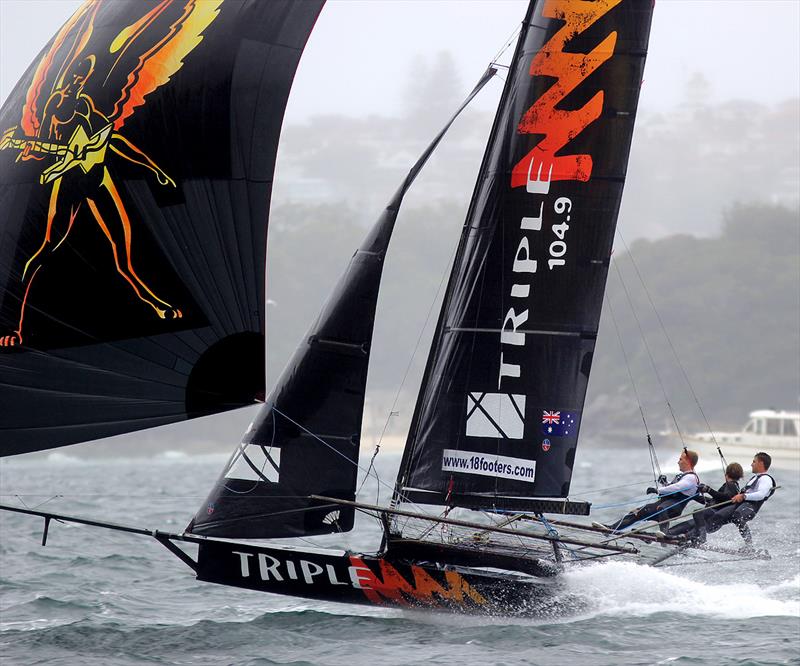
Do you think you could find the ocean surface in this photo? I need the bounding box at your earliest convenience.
[1,442,798,666]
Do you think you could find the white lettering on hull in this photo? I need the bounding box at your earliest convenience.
[232,551,367,590]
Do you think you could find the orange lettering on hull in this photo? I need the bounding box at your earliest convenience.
[349,557,487,608]
[511,0,621,190]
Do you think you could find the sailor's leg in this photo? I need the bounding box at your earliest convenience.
[738,523,753,546]
[731,504,757,546]
[705,504,736,534]
[658,506,673,532]
[666,519,696,538]
[691,508,709,543]
[610,501,660,531]
[651,498,687,532]
[608,511,639,531]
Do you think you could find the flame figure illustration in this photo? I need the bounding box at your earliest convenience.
[0,0,223,347]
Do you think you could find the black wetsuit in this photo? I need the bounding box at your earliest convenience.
[667,480,739,540]
[704,481,741,504]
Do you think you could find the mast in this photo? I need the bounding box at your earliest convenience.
[394,0,654,514]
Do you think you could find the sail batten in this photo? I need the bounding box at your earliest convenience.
[394,0,654,514]
[446,327,589,338]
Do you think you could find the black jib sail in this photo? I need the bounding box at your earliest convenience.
[0,0,323,456]
[190,69,497,539]
[394,0,654,514]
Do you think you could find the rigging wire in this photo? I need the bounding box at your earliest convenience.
[589,496,651,510]
[271,407,425,514]
[358,217,464,507]
[611,254,686,447]
[490,25,521,65]
[616,229,727,475]
[568,478,655,497]
[604,291,662,482]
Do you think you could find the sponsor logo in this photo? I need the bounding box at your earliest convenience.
[349,557,487,607]
[542,439,551,452]
[498,0,619,387]
[233,551,356,587]
[231,550,487,608]
[465,392,525,439]
[442,449,536,483]
[511,0,620,189]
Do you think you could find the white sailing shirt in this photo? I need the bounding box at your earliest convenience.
[658,471,699,498]
[741,474,775,502]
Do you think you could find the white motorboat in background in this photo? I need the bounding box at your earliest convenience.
[681,409,800,471]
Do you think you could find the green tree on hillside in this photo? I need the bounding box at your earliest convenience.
[586,204,800,434]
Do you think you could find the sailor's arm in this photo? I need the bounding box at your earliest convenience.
[741,476,772,502]
[706,481,737,502]
[658,475,697,496]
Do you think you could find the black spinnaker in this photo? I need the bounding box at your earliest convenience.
[0,0,324,456]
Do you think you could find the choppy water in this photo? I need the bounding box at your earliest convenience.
[1,443,798,666]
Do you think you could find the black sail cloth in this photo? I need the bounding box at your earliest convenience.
[190,69,497,539]
[0,0,324,455]
[395,0,654,513]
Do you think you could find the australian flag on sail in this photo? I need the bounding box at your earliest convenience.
[541,410,578,437]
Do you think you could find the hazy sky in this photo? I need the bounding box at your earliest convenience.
[1,0,798,122]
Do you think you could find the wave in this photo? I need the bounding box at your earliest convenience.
[560,560,800,619]
[155,450,189,461]
[0,611,408,665]
[44,452,82,465]
[0,595,99,633]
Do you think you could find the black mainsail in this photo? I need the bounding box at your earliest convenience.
[394,0,654,514]
[189,70,497,538]
[0,0,323,456]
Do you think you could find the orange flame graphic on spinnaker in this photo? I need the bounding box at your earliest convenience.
[111,0,223,130]
[21,1,99,137]
[1,0,223,347]
[20,0,222,137]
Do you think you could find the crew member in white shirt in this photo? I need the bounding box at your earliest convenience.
[705,451,776,545]
[598,449,700,533]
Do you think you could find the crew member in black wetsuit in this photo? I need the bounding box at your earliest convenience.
[666,462,743,543]
[597,449,700,533]
[704,452,776,546]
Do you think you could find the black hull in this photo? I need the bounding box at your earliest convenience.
[196,540,559,615]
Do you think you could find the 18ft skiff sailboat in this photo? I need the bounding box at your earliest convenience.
[1,0,700,615]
